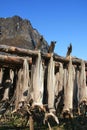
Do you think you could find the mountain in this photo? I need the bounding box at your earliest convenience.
[0,16,49,52]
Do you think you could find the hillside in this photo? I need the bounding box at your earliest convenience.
[0,16,49,52]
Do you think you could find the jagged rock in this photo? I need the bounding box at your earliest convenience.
[0,16,49,52]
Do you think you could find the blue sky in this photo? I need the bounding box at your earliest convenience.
[0,0,87,60]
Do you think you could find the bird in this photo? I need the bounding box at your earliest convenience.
[66,43,72,57]
[35,35,43,50]
[48,41,56,53]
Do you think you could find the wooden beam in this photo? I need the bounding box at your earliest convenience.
[0,45,87,66]
[0,45,38,57]
[54,55,87,66]
[0,54,32,68]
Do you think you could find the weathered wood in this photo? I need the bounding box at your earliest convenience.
[0,44,87,124]
[29,116,34,130]
[66,43,72,57]
[0,54,32,67]
[54,55,87,66]
[0,45,87,67]
[0,45,38,57]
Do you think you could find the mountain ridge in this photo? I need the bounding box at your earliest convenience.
[0,15,49,53]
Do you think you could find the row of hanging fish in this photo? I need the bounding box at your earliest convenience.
[0,53,87,116]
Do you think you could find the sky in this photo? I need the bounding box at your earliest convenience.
[0,0,87,60]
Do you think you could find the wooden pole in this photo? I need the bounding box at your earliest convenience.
[0,54,32,67]
[0,45,38,57]
[54,55,87,66]
[29,116,34,130]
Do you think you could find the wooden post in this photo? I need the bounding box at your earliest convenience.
[29,116,34,130]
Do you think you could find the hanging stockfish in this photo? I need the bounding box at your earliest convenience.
[21,58,30,102]
[63,67,68,99]
[46,54,59,125]
[2,68,12,101]
[55,71,59,100]
[2,80,11,101]
[30,64,35,103]
[0,68,3,100]
[63,57,74,116]
[15,59,30,110]
[47,54,55,112]
[74,68,80,114]
[0,68,3,85]
[10,69,14,84]
[58,63,64,96]
[73,66,79,110]
[55,63,64,112]
[33,51,44,106]
[78,60,87,104]
[15,69,23,109]
[9,69,15,98]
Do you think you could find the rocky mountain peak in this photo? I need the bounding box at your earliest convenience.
[0,15,49,52]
